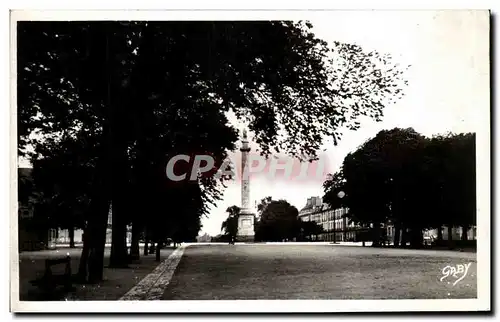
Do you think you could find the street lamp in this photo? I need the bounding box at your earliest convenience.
[333,191,346,244]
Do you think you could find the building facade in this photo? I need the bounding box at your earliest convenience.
[385,223,476,245]
[298,196,364,242]
[298,196,476,245]
[196,233,212,243]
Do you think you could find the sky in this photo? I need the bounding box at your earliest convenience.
[200,10,489,236]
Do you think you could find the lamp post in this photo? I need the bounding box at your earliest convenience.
[334,191,345,244]
[388,177,394,246]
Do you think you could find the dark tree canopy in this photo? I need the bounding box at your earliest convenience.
[323,128,476,248]
[221,206,240,241]
[255,199,300,241]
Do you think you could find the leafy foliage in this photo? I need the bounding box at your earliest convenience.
[323,128,476,247]
[298,220,325,241]
[255,199,300,241]
[221,206,240,240]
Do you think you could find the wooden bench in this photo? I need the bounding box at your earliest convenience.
[30,255,74,293]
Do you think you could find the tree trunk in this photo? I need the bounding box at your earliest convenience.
[437,226,443,241]
[400,226,408,247]
[78,158,110,284]
[144,238,149,256]
[108,141,130,268]
[102,20,130,269]
[409,227,423,249]
[461,225,468,241]
[149,240,156,254]
[393,223,401,247]
[78,229,90,282]
[371,224,381,247]
[448,225,454,249]
[84,25,116,283]
[87,199,110,283]
[109,204,129,268]
[69,226,75,248]
[155,240,161,262]
[130,222,141,261]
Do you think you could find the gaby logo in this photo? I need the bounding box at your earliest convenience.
[440,263,473,286]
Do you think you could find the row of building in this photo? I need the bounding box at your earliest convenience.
[298,196,476,243]
[18,167,130,251]
[298,197,359,242]
[19,208,132,251]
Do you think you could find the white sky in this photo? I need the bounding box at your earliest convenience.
[201,10,489,236]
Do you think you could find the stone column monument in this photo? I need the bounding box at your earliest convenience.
[237,129,255,242]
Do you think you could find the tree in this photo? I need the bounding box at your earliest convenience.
[255,199,300,241]
[422,133,476,246]
[298,220,324,241]
[257,196,273,215]
[323,128,476,249]
[323,128,427,247]
[322,171,347,209]
[30,136,96,248]
[221,206,240,242]
[18,21,408,281]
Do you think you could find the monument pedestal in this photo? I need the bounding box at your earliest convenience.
[237,212,255,242]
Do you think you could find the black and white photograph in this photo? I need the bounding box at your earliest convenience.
[9,8,491,313]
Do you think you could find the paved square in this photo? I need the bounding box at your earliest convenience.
[162,244,477,300]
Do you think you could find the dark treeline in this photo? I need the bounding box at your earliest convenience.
[18,21,407,283]
[323,128,476,249]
